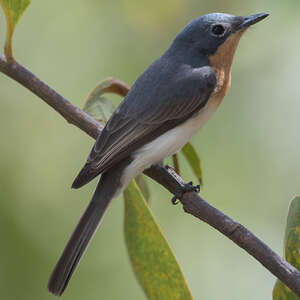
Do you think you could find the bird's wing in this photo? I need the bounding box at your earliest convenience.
[72,65,216,188]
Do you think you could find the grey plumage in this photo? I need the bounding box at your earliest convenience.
[72,59,216,189]
[48,12,268,296]
[48,158,132,296]
[51,48,216,296]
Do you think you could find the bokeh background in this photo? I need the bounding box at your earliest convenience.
[0,1,299,299]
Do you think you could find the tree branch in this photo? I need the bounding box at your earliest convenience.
[1,55,300,296]
[0,55,102,139]
[145,166,300,295]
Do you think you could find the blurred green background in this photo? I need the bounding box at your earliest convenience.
[0,0,299,299]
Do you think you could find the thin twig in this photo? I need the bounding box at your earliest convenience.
[1,55,299,296]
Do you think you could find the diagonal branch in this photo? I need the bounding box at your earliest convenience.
[1,55,300,296]
[0,55,102,139]
[145,166,300,296]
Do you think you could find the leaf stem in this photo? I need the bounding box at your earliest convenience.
[4,28,14,63]
[1,4,14,63]
[172,154,180,175]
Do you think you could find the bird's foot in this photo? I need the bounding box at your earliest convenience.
[171,181,200,205]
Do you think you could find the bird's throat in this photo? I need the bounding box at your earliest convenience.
[209,29,245,100]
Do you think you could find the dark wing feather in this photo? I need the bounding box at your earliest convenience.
[72,62,216,189]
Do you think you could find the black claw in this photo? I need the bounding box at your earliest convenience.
[194,184,200,193]
[170,181,201,205]
[183,181,201,193]
[171,195,180,205]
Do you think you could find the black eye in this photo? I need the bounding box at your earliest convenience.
[211,24,225,36]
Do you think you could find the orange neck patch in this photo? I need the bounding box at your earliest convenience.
[209,29,245,100]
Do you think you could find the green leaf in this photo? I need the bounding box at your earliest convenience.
[124,180,193,300]
[83,77,130,125]
[273,196,300,299]
[0,0,31,62]
[181,142,203,184]
[83,79,116,125]
[135,174,150,203]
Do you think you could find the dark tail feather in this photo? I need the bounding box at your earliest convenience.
[71,163,100,189]
[47,181,112,296]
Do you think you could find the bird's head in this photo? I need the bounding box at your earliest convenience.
[168,13,268,100]
[174,13,269,57]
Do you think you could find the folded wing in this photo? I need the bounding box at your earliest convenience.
[72,64,216,188]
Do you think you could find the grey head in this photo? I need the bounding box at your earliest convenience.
[171,13,269,56]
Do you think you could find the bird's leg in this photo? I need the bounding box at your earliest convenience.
[165,165,200,205]
[148,164,200,205]
[170,180,200,205]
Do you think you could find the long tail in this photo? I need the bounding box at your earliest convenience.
[47,174,115,296]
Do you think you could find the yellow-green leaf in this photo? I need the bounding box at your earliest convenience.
[135,174,150,203]
[0,0,31,62]
[181,142,203,184]
[83,79,116,125]
[124,180,193,300]
[273,196,300,299]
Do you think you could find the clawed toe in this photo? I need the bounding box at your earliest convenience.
[184,181,200,193]
[170,181,201,205]
[171,195,180,205]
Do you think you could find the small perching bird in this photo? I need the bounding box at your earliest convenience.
[48,12,268,296]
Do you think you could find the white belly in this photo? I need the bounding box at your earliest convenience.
[118,95,221,193]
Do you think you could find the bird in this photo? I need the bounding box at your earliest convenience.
[48,12,268,296]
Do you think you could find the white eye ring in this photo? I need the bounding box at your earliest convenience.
[211,24,226,37]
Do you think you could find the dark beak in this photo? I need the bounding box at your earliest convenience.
[238,13,269,29]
